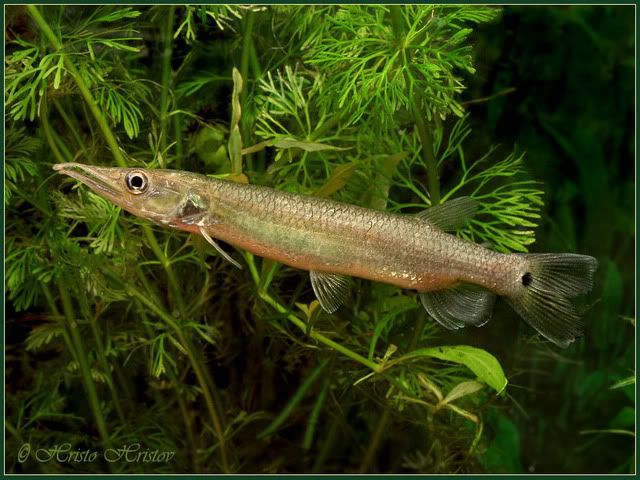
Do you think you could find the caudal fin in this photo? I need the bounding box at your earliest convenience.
[506,253,598,347]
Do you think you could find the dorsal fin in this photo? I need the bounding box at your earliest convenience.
[310,271,350,313]
[416,197,479,231]
[419,284,496,330]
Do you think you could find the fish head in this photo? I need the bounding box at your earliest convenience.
[53,163,212,229]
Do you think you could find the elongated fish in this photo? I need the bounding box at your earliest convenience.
[53,163,598,347]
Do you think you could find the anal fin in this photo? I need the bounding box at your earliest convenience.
[310,271,350,313]
[419,284,496,330]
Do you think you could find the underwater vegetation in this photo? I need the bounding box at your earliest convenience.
[4,5,634,474]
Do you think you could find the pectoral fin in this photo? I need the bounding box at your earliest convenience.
[416,196,479,231]
[310,271,350,313]
[419,284,496,330]
[198,226,243,270]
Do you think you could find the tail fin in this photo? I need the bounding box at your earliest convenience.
[506,254,598,347]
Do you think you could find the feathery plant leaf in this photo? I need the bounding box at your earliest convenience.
[288,6,499,128]
[5,5,146,138]
[174,5,264,42]
[5,38,58,121]
[254,65,355,190]
[25,320,66,352]
[389,115,544,252]
[5,240,46,311]
[5,126,42,205]
[52,188,125,255]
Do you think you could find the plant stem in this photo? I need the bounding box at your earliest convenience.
[249,39,262,79]
[27,5,127,168]
[117,275,230,472]
[247,254,417,399]
[173,114,183,169]
[240,10,256,170]
[33,8,197,430]
[41,101,67,164]
[174,380,200,472]
[5,421,22,444]
[410,94,440,205]
[240,11,255,114]
[52,98,85,156]
[142,226,187,316]
[42,101,73,162]
[6,421,47,474]
[359,409,391,473]
[88,312,126,424]
[42,283,76,359]
[244,254,380,372]
[57,281,112,451]
[27,5,208,448]
[388,5,441,205]
[248,40,266,171]
[137,304,199,471]
[359,277,428,472]
[312,413,339,472]
[159,6,176,156]
[175,330,230,472]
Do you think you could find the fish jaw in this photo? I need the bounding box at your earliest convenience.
[52,163,195,225]
[53,162,126,206]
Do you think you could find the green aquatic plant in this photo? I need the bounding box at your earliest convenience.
[4,5,604,474]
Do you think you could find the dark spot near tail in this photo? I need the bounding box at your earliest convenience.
[521,272,533,287]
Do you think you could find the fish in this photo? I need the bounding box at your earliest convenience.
[53,162,598,347]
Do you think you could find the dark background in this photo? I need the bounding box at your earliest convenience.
[466,5,635,473]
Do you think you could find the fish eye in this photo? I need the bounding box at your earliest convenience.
[125,171,148,194]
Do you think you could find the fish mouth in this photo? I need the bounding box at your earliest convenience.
[53,163,124,204]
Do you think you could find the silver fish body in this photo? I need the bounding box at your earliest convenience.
[196,180,520,294]
[53,163,597,347]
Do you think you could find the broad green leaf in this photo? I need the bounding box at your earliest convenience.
[609,406,635,430]
[228,126,243,174]
[611,376,635,390]
[442,380,484,405]
[228,68,244,174]
[365,152,408,210]
[53,55,64,89]
[230,67,243,130]
[480,411,523,473]
[91,7,141,23]
[209,172,249,184]
[193,126,227,169]
[314,163,357,198]
[581,428,635,438]
[400,345,507,394]
[445,403,479,424]
[272,137,348,152]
